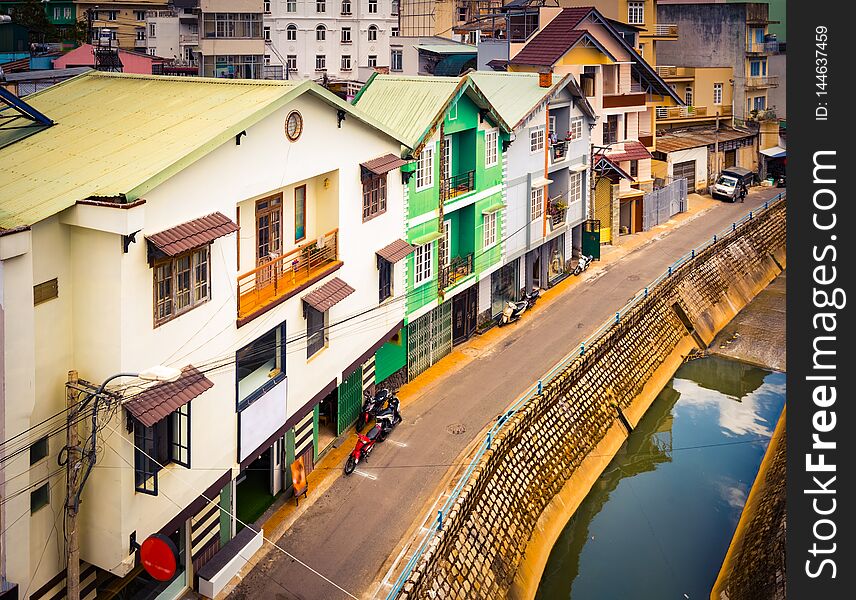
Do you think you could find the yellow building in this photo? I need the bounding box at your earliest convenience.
[75,1,170,50]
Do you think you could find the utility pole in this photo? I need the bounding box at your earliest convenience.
[65,370,81,600]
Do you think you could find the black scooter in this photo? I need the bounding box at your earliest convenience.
[357,388,393,432]
[375,396,403,440]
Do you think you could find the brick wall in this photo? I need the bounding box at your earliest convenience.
[397,201,786,599]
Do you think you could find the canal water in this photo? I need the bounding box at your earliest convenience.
[535,355,786,600]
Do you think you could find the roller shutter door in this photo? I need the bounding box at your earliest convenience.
[673,160,696,191]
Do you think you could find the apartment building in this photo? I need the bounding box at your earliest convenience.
[469,71,596,307]
[264,0,400,93]
[0,72,409,599]
[144,0,199,70]
[198,0,266,77]
[75,1,170,50]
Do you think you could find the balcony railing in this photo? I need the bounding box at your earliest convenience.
[650,23,678,37]
[179,34,199,44]
[134,39,147,48]
[237,228,340,321]
[746,76,779,89]
[263,65,284,79]
[550,141,567,163]
[442,170,475,200]
[655,104,733,120]
[440,253,474,289]
[547,202,567,232]
[746,41,779,54]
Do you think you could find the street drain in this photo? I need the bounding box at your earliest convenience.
[447,423,467,435]
[628,274,641,281]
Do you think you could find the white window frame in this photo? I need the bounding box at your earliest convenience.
[414,242,433,286]
[316,0,326,13]
[531,186,543,221]
[443,136,452,179]
[448,102,457,121]
[316,25,326,41]
[443,221,451,266]
[368,25,378,42]
[391,49,402,71]
[286,0,297,13]
[485,128,498,168]
[286,55,298,71]
[548,115,556,136]
[627,2,644,25]
[391,26,399,37]
[713,82,723,105]
[286,24,297,41]
[315,54,326,70]
[369,0,379,14]
[529,125,545,153]
[367,54,377,67]
[685,86,693,106]
[483,212,498,248]
[263,26,271,41]
[416,146,434,191]
[341,54,352,70]
[568,172,583,205]
[341,27,351,43]
[569,116,583,140]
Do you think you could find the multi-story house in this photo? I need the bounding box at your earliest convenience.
[469,71,596,311]
[75,1,170,50]
[197,0,265,77]
[265,0,400,96]
[144,0,200,71]
[497,6,682,243]
[0,71,410,599]
[354,74,511,377]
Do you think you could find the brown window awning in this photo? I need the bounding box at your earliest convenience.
[147,212,239,257]
[302,277,355,313]
[361,153,409,176]
[124,366,213,427]
[376,239,415,263]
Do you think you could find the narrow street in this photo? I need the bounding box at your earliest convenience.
[226,188,784,600]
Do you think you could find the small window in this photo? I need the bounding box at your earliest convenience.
[30,436,49,465]
[306,307,327,358]
[30,483,50,513]
[135,10,146,21]
[627,2,644,25]
[443,220,451,267]
[264,26,271,41]
[133,404,192,495]
[630,160,639,178]
[391,49,403,71]
[531,186,543,221]
[448,102,457,121]
[264,0,271,13]
[237,324,286,410]
[341,27,351,43]
[316,0,326,13]
[378,257,393,302]
[369,0,378,14]
[569,171,583,204]
[341,54,352,70]
[685,86,693,106]
[713,82,723,105]
[107,10,118,21]
[367,55,377,67]
[604,115,619,144]
[414,242,433,286]
[391,26,399,37]
[529,126,545,153]
[416,146,434,190]
[316,25,326,41]
[153,246,210,327]
[485,129,498,168]
[368,25,378,42]
[483,212,498,248]
[287,24,297,41]
[149,23,156,37]
[287,55,297,71]
[362,173,387,221]
[316,54,326,70]
[341,0,352,15]
[287,0,297,12]
[33,278,58,306]
[569,117,583,141]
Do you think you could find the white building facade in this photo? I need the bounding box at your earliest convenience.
[0,73,409,600]
[265,0,400,93]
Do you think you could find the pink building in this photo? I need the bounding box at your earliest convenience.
[53,44,166,75]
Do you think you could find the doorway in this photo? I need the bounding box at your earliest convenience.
[317,388,338,451]
[236,442,281,531]
[452,285,477,345]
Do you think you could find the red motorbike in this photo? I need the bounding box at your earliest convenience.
[344,423,383,475]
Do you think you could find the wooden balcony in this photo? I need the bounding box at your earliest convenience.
[237,229,341,323]
[746,76,779,89]
[656,105,732,121]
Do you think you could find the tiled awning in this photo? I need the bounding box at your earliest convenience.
[376,239,415,263]
[124,366,213,427]
[147,212,239,257]
[603,141,653,163]
[361,153,409,175]
[302,277,355,313]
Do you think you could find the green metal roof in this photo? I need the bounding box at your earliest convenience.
[353,74,511,154]
[468,71,596,129]
[0,71,406,230]
[415,44,478,55]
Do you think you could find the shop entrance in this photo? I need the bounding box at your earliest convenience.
[318,388,338,451]
[236,439,283,531]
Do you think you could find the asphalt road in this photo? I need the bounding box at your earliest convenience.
[226,188,784,600]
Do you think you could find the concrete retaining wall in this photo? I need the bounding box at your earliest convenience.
[396,200,787,600]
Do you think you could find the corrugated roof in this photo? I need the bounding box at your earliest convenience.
[377,239,415,263]
[353,74,510,153]
[0,72,408,230]
[469,72,561,129]
[655,128,757,153]
[147,212,239,257]
[303,277,356,312]
[415,44,478,55]
[362,153,410,175]
[124,365,213,428]
[434,54,478,77]
[603,141,652,163]
[509,8,592,66]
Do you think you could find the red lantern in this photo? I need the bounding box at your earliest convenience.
[140,534,179,581]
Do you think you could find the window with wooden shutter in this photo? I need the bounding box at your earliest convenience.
[33,278,58,306]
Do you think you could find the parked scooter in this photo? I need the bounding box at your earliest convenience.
[357,388,392,432]
[573,255,593,276]
[375,396,403,440]
[344,423,382,475]
[497,288,540,326]
[776,174,786,188]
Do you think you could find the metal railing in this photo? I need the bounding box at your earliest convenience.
[651,23,678,36]
[237,228,339,319]
[746,76,779,89]
[442,170,476,200]
[384,193,786,599]
[440,253,474,290]
[655,105,732,120]
[179,34,199,44]
[746,41,779,54]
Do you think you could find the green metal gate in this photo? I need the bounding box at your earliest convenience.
[407,301,453,380]
[582,219,601,260]
[337,367,363,435]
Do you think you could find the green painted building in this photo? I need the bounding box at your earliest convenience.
[355,74,512,380]
[0,1,78,47]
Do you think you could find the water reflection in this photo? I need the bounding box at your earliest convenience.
[536,356,785,600]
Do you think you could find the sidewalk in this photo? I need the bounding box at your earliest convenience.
[221,188,778,600]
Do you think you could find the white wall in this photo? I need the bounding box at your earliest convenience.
[667,146,708,189]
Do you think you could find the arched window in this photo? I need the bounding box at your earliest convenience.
[316,25,326,41]
[286,24,297,41]
[368,24,378,42]
[685,86,693,106]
